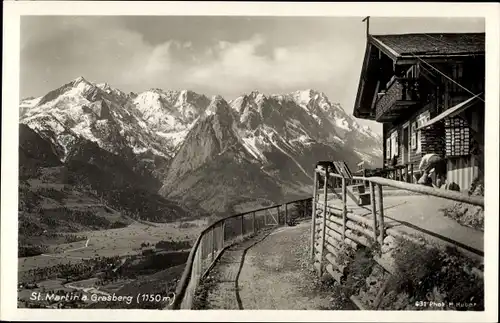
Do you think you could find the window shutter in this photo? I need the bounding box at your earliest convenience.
[389,131,397,157]
[386,138,391,160]
[416,111,431,153]
[394,131,399,156]
[411,122,417,149]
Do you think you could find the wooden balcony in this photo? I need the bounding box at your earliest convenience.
[375,78,420,122]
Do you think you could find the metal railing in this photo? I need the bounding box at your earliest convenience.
[169,197,312,309]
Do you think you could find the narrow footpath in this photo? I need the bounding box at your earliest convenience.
[205,222,332,310]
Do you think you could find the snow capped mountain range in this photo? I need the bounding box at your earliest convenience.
[228,89,382,166]
[20,76,382,213]
[20,77,199,161]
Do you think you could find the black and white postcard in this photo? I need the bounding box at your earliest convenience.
[1,1,498,322]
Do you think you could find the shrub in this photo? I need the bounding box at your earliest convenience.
[177,222,197,229]
[40,188,66,202]
[63,234,88,243]
[110,221,128,229]
[388,238,442,300]
[155,240,192,251]
[18,244,48,257]
[386,237,484,311]
[192,272,219,309]
[342,247,375,296]
[440,177,484,231]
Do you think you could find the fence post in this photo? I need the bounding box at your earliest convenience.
[285,203,288,225]
[211,228,216,261]
[310,170,318,263]
[196,240,202,290]
[240,215,244,237]
[277,205,281,225]
[376,184,385,247]
[342,176,347,240]
[410,163,414,183]
[209,229,214,262]
[369,182,378,245]
[221,221,226,249]
[252,211,256,233]
[319,170,329,278]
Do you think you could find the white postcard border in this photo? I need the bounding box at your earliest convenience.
[2,2,499,322]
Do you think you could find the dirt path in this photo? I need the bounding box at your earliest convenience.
[205,222,332,310]
[64,239,90,253]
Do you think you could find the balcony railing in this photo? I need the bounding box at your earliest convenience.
[375,77,420,122]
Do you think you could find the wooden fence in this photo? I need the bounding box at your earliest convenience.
[169,198,313,309]
[355,164,419,183]
[311,166,484,282]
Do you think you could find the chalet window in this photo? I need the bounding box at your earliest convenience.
[410,121,417,149]
[390,131,398,157]
[416,111,431,153]
[452,63,464,80]
[394,131,399,156]
[451,64,465,94]
[445,117,470,157]
[386,138,391,160]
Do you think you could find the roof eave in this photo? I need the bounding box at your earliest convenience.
[395,52,485,65]
[368,35,400,62]
[353,36,399,120]
[352,40,373,118]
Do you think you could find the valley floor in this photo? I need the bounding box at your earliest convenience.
[18,220,205,274]
[17,219,205,309]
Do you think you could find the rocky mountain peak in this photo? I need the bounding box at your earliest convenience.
[205,95,231,116]
[96,82,112,92]
[72,75,88,84]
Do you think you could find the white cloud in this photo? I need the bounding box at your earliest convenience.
[184,34,359,96]
[144,42,173,75]
[23,17,362,99]
[22,17,177,89]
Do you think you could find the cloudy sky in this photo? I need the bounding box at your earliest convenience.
[21,16,484,132]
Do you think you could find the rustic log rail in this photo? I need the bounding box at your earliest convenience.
[317,168,484,206]
[169,197,312,309]
[311,165,484,283]
[355,164,419,183]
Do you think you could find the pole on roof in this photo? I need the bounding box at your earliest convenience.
[362,16,370,37]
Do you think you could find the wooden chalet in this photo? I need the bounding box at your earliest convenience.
[353,32,485,192]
